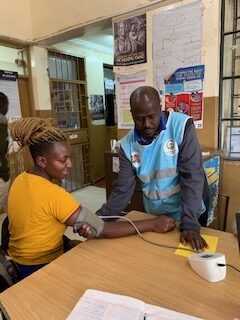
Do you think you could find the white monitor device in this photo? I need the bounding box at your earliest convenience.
[188,252,226,282]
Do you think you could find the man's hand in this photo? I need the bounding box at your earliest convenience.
[180,230,208,251]
[73,224,93,239]
[151,216,176,233]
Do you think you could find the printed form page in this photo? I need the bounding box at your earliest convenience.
[67,289,203,320]
[144,304,203,320]
[66,289,145,320]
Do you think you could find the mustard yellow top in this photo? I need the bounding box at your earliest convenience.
[8,172,80,265]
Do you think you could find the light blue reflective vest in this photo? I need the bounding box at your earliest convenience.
[121,112,205,221]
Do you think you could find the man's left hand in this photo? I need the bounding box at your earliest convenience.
[180,230,208,251]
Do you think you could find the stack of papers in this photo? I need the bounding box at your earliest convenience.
[67,289,204,320]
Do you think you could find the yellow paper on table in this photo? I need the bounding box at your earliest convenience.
[175,234,219,257]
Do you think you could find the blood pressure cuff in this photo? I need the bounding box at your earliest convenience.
[73,206,104,238]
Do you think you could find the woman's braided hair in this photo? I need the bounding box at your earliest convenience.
[10,117,67,162]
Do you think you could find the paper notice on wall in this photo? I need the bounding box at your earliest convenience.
[153,1,202,92]
[0,70,21,122]
[116,72,147,129]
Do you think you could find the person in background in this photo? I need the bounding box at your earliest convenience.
[0,92,10,214]
[6,117,175,279]
[97,86,210,251]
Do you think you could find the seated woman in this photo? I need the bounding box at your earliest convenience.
[7,117,175,279]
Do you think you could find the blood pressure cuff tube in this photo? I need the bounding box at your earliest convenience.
[73,206,104,238]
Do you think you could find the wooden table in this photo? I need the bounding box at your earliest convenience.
[0,211,240,320]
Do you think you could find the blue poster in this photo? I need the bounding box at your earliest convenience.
[204,156,220,225]
[164,65,204,128]
[165,65,204,84]
[165,65,204,93]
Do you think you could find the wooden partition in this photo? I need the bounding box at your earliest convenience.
[196,97,218,149]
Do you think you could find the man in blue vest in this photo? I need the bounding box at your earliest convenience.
[97,86,209,251]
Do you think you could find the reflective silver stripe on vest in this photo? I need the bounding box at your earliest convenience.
[139,168,178,184]
[144,184,181,200]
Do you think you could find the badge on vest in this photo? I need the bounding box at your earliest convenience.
[131,151,141,168]
[164,139,178,156]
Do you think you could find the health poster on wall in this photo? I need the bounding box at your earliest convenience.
[114,14,146,66]
[116,73,147,129]
[164,65,204,129]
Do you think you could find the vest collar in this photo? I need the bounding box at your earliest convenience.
[134,113,167,145]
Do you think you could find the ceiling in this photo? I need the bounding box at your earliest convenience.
[37,18,114,53]
[69,25,114,54]
[63,19,114,54]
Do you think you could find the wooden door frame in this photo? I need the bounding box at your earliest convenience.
[0,38,35,117]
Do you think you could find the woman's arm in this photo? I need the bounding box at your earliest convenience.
[66,206,175,239]
[99,215,175,239]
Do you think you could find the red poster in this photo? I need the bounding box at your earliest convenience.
[165,94,177,111]
[189,92,203,121]
[176,94,190,115]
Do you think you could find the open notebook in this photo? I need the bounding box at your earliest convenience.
[67,289,203,320]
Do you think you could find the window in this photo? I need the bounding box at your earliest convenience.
[219,0,240,159]
[48,51,91,191]
[48,51,88,130]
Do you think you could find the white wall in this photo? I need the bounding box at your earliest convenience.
[0,46,25,75]
[201,0,221,97]
[29,46,51,110]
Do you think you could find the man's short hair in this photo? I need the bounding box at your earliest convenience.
[130,86,160,108]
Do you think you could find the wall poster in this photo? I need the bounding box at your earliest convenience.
[116,73,147,129]
[153,1,202,92]
[90,95,104,124]
[204,156,220,226]
[164,65,204,129]
[114,14,146,66]
[0,70,21,122]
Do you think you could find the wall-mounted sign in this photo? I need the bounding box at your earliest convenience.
[0,69,21,122]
